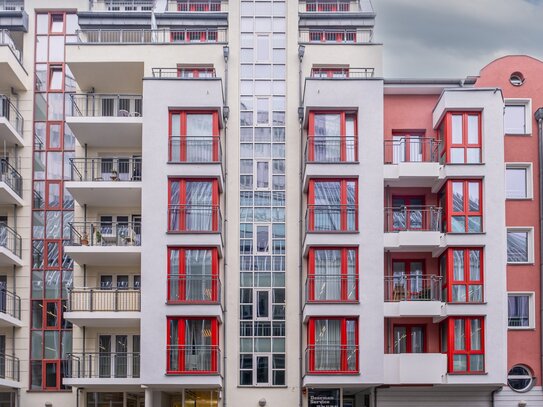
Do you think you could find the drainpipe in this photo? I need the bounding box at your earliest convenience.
[298,45,305,407]
[535,107,543,387]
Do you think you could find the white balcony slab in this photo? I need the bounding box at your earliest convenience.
[384,162,440,187]
[0,312,22,328]
[165,233,223,257]
[432,164,486,193]
[303,303,361,323]
[65,181,142,207]
[0,45,27,91]
[384,301,443,318]
[0,246,22,266]
[384,231,442,251]
[64,311,140,328]
[384,353,446,385]
[64,245,141,266]
[303,163,360,192]
[0,182,23,206]
[0,117,23,146]
[167,163,224,192]
[144,375,223,389]
[162,304,223,323]
[65,116,142,148]
[303,233,360,256]
[63,378,141,389]
[0,377,22,389]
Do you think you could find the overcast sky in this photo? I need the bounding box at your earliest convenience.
[372,0,543,79]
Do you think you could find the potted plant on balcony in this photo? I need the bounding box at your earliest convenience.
[80,233,89,246]
[95,230,102,246]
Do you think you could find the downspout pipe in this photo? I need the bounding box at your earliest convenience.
[535,107,543,386]
[298,47,305,407]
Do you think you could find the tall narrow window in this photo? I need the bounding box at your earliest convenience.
[446,317,484,374]
[440,180,482,233]
[438,112,481,164]
[308,179,358,232]
[440,248,483,303]
[308,248,358,302]
[169,111,219,163]
[308,112,357,162]
[168,179,219,232]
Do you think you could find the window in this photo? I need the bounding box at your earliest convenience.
[438,112,481,164]
[388,132,428,164]
[508,365,534,392]
[388,260,430,301]
[440,180,482,233]
[168,179,220,232]
[307,112,357,162]
[307,317,358,373]
[307,248,358,302]
[307,179,358,232]
[168,248,219,303]
[506,164,531,199]
[169,111,220,163]
[176,66,215,78]
[445,317,484,374]
[504,100,531,135]
[507,228,533,263]
[98,334,140,378]
[389,196,426,232]
[440,248,483,303]
[49,66,63,90]
[167,317,219,374]
[508,293,534,329]
[50,14,64,33]
[393,325,425,353]
[256,35,270,62]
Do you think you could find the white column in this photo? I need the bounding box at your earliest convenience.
[145,388,153,407]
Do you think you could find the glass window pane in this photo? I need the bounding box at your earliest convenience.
[453,355,467,372]
[470,319,482,350]
[467,115,479,144]
[452,182,464,212]
[453,250,464,281]
[468,216,482,232]
[469,285,483,302]
[506,168,527,199]
[393,327,406,353]
[451,216,465,232]
[451,115,463,144]
[505,105,526,134]
[454,319,465,350]
[468,182,480,211]
[452,285,466,302]
[469,250,480,280]
[467,148,480,163]
[507,231,529,262]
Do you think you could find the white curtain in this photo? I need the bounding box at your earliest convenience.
[186,182,212,231]
[508,295,529,327]
[313,182,340,231]
[314,319,341,371]
[185,320,212,371]
[186,114,213,162]
[186,250,212,301]
[314,250,341,300]
[313,114,340,162]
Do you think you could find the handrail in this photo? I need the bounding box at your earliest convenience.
[299,0,361,12]
[168,204,222,233]
[304,136,358,163]
[69,157,142,182]
[166,0,224,12]
[310,67,374,78]
[76,28,228,44]
[65,352,140,378]
[306,275,358,302]
[0,29,22,62]
[152,67,217,78]
[0,158,22,197]
[305,345,358,374]
[299,28,373,44]
[384,137,439,164]
[68,287,141,312]
[0,95,23,135]
[167,275,221,303]
[384,205,442,232]
[69,221,141,247]
[169,136,222,163]
[0,353,20,381]
[306,204,358,232]
[69,93,143,117]
[0,223,21,258]
[0,288,20,320]
[0,1,24,11]
[166,345,221,374]
[90,0,155,11]
[384,275,442,302]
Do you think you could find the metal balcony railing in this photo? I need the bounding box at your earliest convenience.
[305,136,358,163]
[0,354,20,382]
[299,0,361,12]
[384,138,438,164]
[0,224,21,258]
[310,67,374,78]
[0,29,22,62]
[384,206,442,232]
[68,287,141,312]
[167,345,220,374]
[0,159,22,197]
[0,288,20,320]
[166,0,224,12]
[384,275,442,302]
[299,28,373,44]
[306,275,358,302]
[0,1,24,11]
[90,0,155,11]
[76,28,227,44]
[65,352,140,379]
[0,95,23,135]
[152,67,216,78]
[69,221,141,247]
[168,275,221,303]
[168,205,222,233]
[305,345,358,374]
[69,157,142,182]
[69,94,143,118]
[169,136,222,163]
[306,205,358,232]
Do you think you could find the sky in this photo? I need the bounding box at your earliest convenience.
[372,0,543,79]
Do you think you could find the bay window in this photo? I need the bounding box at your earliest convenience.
[438,112,481,164]
[393,325,425,353]
[307,248,358,302]
[169,111,220,163]
[168,179,219,232]
[307,111,357,162]
[440,180,482,233]
[307,179,358,232]
[307,317,358,374]
[167,317,219,374]
[168,247,219,303]
[443,317,484,374]
[440,248,483,303]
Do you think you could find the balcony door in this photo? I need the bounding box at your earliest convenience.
[308,112,356,162]
[391,196,424,231]
[98,335,139,378]
[308,318,357,373]
[393,325,425,353]
[392,133,424,163]
[308,179,357,231]
[391,260,424,301]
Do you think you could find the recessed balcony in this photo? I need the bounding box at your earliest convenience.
[384,353,447,385]
[0,95,24,146]
[0,159,23,206]
[89,0,154,11]
[0,30,27,91]
[383,206,442,251]
[0,354,21,389]
[384,274,443,317]
[66,157,142,207]
[165,0,228,12]
[0,224,22,266]
[65,287,141,327]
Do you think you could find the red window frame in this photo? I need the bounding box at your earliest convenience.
[168,110,220,162]
[445,317,485,374]
[440,248,484,303]
[176,0,221,11]
[310,67,349,78]
[307,111,358,162]
[440,179,483,233]
[389,195,426,231]
[168,178,220,232]
[307,178,358,232]
[392,324,426,353]
[307,317,359,374]
[438,112,482,164]
[167,247,219,303]
[388,131,429,164]
[389,259,428,301]
[166,316,219,374]
[307,247,359,302]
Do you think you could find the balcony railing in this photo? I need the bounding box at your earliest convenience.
[306,275,358,303]
[0,288,20,320]
[0,29,22,62]
[0,1,24,12]
[68,288,141,312]
[167,345,220,374]
[75,28,227,44]
[384,138,438,164]
[305,345,358,374]
[168,275,221,303]
[0,224,21,258]
[69,221,141,247]
[65,352,140,379]
[299,29,373,44]
[70,94,143,118]
[69,157,142,182]
[0,159,22,197]
[384,275,442,302]
[169,136,222,163]
[152,67,217,78]
[0,354,19,382]
[306,205,358,232]
[0,95,23,135]
[305,136,358,163]
[90,0,155,11]
[384,206,442,232]
[310,67,374,78]
[299,0,361,12]
[168,205,222,233]
[166,0,225,12]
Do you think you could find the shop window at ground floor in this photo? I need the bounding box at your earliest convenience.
[169,389,219,407]
[87,392,144,407]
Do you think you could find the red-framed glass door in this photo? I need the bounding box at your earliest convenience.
[169,111,219,162]
[390,196,425,231]
[308,179,358,231]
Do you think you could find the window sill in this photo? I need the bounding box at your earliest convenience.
[507,262,535,266]
[506,197,533,201]
[508,326,536,331]
[447,371,487,376]
[446,301,487,305]
[505,133,532,137]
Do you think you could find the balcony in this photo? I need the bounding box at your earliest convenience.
[299,28,373,44]
[384,206,442,251]
[0,1,24,11]
[0,95,23,146]
[0,289,21,327]
[168,136,224,184]
[384,275,443,317]
[89,0,154,11]
[0,354,21,389]
[66,94,143,148]
[64,352,140,388]
[152,67,216,78]
[0,159,22,205]
[303,205,358,254]
[65,287,140,327]
[165,0,227,12]
[310,67,374,78]
[299,0,362,12]
[167,345,221,375]
[66,157,142,207]
[0,224,21,266]
[383,138,440,185]
[167,275,223,318]
[0,30,26,91]
[167,205,223,250]
[384,353,446,385]
[305,345,358,375]
[65,221,141,266]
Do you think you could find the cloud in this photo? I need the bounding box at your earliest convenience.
[373,0,543,78]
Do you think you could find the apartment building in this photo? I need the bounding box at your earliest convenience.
[0,0,541,406]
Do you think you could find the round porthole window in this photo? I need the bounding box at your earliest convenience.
[510,72,525,86]
[508,365,534,392]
